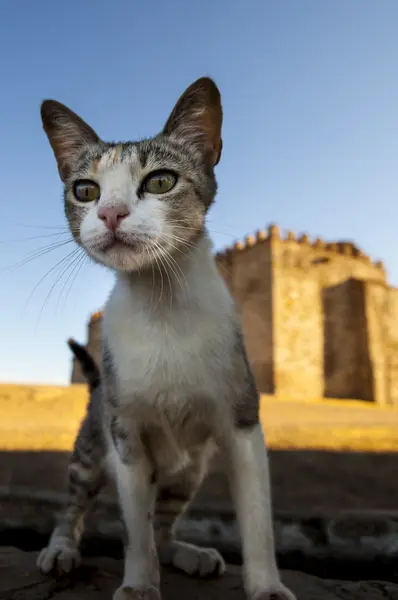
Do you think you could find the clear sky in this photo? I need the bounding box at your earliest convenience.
[1,0,398,385]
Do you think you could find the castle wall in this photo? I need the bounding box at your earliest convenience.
[87,316,103,362]
[312,248,386,403]
[270,232,386,401]
[386,288,398,405]
[278,242,385,290]
[221,236,274,394]
[363,281,388,405]
[323,279,374,400]
[272,235,323,399]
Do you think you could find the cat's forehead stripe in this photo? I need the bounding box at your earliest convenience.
[97,144,139,171]
[112,144,123,164]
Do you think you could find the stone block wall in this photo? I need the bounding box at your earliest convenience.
[323,279,374,401]
[386,287,398,405]
[217,235,274,394]
[272,235,323,399]
[364,281,388,405]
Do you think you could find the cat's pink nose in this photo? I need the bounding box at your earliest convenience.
[98,204,130,232]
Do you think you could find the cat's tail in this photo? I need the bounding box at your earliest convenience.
[68,338,100,391]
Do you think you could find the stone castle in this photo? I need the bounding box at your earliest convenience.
[71,224,398,405]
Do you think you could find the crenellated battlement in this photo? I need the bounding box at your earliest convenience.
[215,223,385,271]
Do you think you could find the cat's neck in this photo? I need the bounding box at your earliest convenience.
[114,229,221,310]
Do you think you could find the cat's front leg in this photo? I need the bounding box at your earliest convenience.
[111,420,160,600]
[226,422,296,600]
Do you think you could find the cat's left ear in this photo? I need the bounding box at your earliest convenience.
[163,77,223,166]
[41,100,101,181]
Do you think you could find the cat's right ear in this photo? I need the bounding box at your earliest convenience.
[40,100,101,181]
[163,77,223,166]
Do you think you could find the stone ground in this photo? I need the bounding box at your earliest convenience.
[3,386,398,597]
[2,546,398,600]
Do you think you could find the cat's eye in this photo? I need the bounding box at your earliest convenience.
[142,170,177,195]
[73,180,101,202]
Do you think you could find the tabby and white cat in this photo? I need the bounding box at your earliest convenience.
[37,78,296,600]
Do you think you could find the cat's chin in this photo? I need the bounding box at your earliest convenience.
[87,244,151,272]
[81,231,154,272]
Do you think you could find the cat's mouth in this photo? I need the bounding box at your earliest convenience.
[85,230,162,272]
[99,231,150,253]
[104,238,137,251]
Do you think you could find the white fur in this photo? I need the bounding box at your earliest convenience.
[228,424,280,595]
[103,235,236,410]
[79,154,185,271]
[111,448,158,588]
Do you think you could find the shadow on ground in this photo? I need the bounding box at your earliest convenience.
[2,448,398,512]
[2,448,398,583]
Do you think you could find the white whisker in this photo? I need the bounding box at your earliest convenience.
[57,252,89,314]
[0,238,76,279]
[35,248,85,327]
[24,247,81,311]
[151,239,174,309]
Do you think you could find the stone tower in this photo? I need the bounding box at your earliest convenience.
[71,223,398,405]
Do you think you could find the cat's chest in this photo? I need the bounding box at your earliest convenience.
[103,278,235,399]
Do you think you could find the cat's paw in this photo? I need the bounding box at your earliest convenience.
[252,583,297,600]
[113,585,161,600]
[37,539,81,574]
[159,540,226,577]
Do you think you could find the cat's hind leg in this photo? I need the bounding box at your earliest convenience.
[155,464,225,578]
[37,408,106,574]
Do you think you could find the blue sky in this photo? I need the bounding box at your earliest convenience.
[1,0,398,384]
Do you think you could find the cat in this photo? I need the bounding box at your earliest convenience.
[37,77,296,600]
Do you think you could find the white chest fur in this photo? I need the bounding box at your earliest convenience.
[103,238,237,408]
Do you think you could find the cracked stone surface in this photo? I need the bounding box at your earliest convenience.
[2,547,398,600]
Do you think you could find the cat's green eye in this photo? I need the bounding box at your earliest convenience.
[73,180,101,202]
[143,170,177,195]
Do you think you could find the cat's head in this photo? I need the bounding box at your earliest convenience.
[41,77,222,272]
